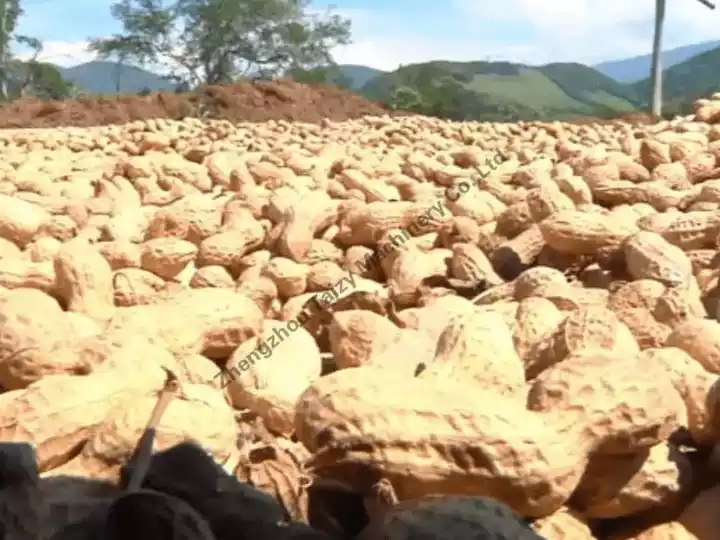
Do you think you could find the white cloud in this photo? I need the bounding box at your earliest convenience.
[455,0,720,64]
[17,1,720,73]
[332,38,535,71]
[16,40,96,67]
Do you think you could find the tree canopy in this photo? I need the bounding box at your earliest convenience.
[0,1,75,100]
[88,0,352,89]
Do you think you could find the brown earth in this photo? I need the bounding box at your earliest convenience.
[0,77,660,129]
[0,78,404,129]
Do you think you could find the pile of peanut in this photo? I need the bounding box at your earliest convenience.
[6,94,720,539]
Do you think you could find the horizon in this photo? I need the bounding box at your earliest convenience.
[11,0,720,72]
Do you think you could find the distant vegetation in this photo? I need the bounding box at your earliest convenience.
[630,46,720,117]
[43,37,720,123]
[592,40,720,83]
[356,61,640,121]
[5,0,720,123]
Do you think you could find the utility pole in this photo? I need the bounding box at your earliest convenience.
[0,0,7,101]
[650,0,715,117]
[650,0,665,117]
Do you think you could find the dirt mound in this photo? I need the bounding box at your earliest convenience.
[0,77,664,129]
[0,78,401,129]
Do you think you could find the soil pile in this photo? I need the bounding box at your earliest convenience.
[0,76,660,129]
[0,78,402,129]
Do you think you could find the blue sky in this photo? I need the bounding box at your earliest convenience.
[14,0,720,70]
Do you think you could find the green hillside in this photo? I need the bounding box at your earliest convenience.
[357,60,642,121]
[631,45,720,114]
[337,65,385,90]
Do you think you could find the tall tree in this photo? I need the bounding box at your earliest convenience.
[0,1,73,100]
[88,0,351,89]
[0,0,25,99]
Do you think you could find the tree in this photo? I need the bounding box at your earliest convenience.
[0,0,31,99]
[389,85,422,110]
[6,36,74,100]
[88,0,351,89]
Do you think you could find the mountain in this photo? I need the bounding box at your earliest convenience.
[357,60,641,121]
[336,65,385,90]
[594,40,720,83]
[57,60,381,95]
[631,44,720,114]
[57,61,176,94]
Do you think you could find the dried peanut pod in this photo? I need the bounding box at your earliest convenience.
[525,182,575,222]
[658,211,720,250]
[294,369,586,517]
[306,261,347,291]
[0,193,51,247]
[524,306,629,379]
[569,442,693,519]
[472,281,515,306]
[328,310,402,369]
[420,309,525,397]
[54,239,115,321]
[104,288,263,359]
[514,266,568,300]
[195,219,265,274]
[527,351,686,455]
[494,201,533,238]
[640,347,717,444]
[490,224,545,280]
[513,297,565,360]
[139,237,198,280]
[449,243,502,286]
[261,257,308,298]
[145,194,222,244]
[25,236,62,262]
[613,307,671,349]
[388,249,447,307]
[652,294,695,331]
[624,231,692,286]
[235,439,312,523]
[188,265,234,288]
[0,364,167,471]
[532,508,594,539]
[640,139,671,170]
[236,275,278,314]
[556,175,592,206]
[539,209,638,254]
[336,201,417,246]
[446,189,505,225]
[225,321,321,436]
[530,282,607,311]
[277,192,340,261]
[0,258,52,294]
[0,290,92,389]
[608,280,666,313]
[46,383,236,481]
[96,240,142,270]
[665,319,720,373]
[112,268,166,306]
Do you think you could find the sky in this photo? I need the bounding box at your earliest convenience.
[13,0,720,71]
